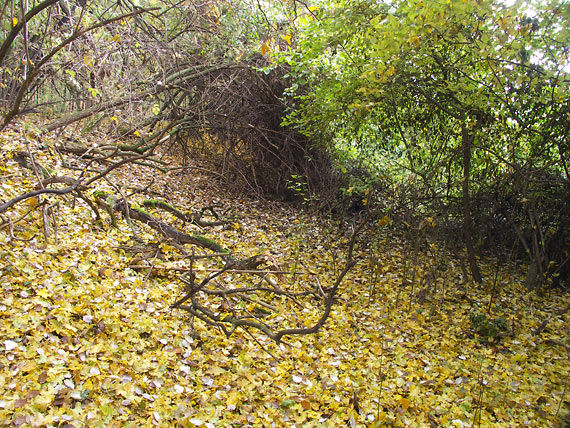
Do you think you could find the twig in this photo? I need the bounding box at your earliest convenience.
[143,248,162,285]
[533,303,570,336]
[8,218,37,242]
[0,205,36,230]
[182,252,234,259]
[128,265,302,275]
[244,327,278,361]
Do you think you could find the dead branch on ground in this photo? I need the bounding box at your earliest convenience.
[172,215,368,344]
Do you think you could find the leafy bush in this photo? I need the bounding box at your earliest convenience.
[470,312,508,340]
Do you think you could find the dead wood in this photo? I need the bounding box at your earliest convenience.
[172,214,369,345]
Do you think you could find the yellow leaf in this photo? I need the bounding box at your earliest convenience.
[511,353,526,364]
[26,197,39,208]
[407,34,421,47]
[377,215,392,227]
[115,382,134,398]
[227,391,240,406]
[282,34,292,46]
[400,397,410,410]
[32,391,54,412]
[112,34,121,43]
[261,42,270,56]
[30,413,46,426]
[12,17,18,26]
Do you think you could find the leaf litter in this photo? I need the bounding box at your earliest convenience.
[0,122,569,427]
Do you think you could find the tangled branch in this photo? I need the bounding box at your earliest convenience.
[172,216,368,344]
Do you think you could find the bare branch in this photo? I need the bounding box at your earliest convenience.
[173,214,370,345]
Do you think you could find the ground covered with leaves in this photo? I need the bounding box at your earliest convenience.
[1,121,569,427]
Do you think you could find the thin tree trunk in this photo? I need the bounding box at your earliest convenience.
[462,124,482,283]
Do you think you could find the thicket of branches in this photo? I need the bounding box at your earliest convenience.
[0,0,337,202]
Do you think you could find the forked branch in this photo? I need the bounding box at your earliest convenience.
[173,215,368,344]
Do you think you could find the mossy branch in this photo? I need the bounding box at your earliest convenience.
[142,199,192,222]
[141,199,227,227]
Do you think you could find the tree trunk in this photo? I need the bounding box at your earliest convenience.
[462,124,482,283]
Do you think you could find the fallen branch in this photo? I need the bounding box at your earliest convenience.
[92,193,233,259]
[173,214,369,344]
[1,149,153,214]
[128,265,303,275]
[141,199,227,227]
[533,303,570,336]
[545,339,570,362]
[0,180,84,213]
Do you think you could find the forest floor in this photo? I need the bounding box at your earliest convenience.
[0,119,569,428]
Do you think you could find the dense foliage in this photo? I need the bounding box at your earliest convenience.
[280,0,570,288]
